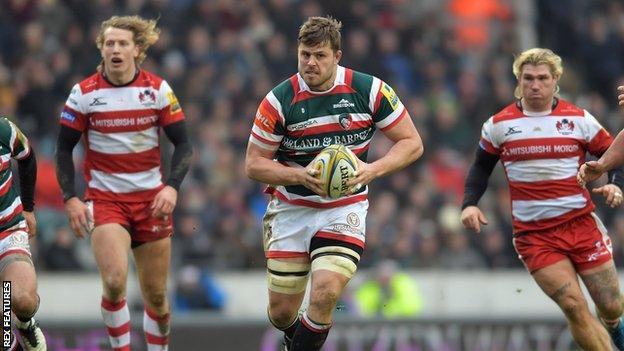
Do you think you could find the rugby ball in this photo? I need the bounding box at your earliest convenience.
[309,144,359,198]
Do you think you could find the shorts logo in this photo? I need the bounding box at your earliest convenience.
[9,232,29,250]
[346,213,360,227]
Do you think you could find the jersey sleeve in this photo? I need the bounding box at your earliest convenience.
[479,117,500,155]
[370,78,407,131]
[248,91,285,151]
[582,110,613,156]
[158,80,185,127]
[60,84,88,132]
[7,120,30,160]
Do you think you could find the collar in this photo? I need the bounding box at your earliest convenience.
[297,65,345,93]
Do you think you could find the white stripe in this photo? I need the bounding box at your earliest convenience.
[110,333,131,348]
[251,124,282,143]
[375,104,405,129]
[101,303,130,328]
[0,153,10,165]
[8,123,16,154]
[0,197,21,220]
[266,92,285,126]
[88,128,159,154]
[512,194,586,221]
[143,311,166,336]
[82,86,165,112]
[369,77,382,112]
[147,344,168,351]
[89,167,162,193]
[504,156,579,182]
[274,186,368,205]
[248,136,278,151]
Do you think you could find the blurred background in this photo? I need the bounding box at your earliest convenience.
[3,0,624,350]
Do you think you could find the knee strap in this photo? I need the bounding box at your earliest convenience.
[310,246,359,279]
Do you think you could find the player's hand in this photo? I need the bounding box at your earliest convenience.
[22,211,36,238]
[593,184,624,208]
[461,206,489,233]
[345,159,377,194]
[64,197,93,238]
[151,185,178,218]
[618,85,624,106]
[577,161,607,187]
[301,167,327,197]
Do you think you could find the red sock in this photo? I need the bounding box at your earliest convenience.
[101,297,131,351]
[144,307,170,351]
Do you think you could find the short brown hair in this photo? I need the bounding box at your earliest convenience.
[96,15,160,71]
[298,16,342,52]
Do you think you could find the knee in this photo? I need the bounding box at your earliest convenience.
[596,296,624,320]
[102,271,126,300]
[560,295,590,322]
[268,300,299,327]
[11,290,38,318]
[309,283,340,314]
[144,287,168,308]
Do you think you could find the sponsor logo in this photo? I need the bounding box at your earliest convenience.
[338,113,352,130]
[287,119,317,131]
[282,130,371,150]
[89,97,107,106]
[139,89,156,106]
[167,91,181,113]
[255,112,271,128]
[330,223,361,235]
[347,212,360,227]
[61,109,76,122]
[556,119,575,135]
[333,98,355,109]
[501,144,579,156]
[533,126,542,132]
[504,126,522,136]
[380,83,399,110]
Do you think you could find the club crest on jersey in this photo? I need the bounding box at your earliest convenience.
[139,89,156,106]
[556,119,575,135]
[339,113,352,130]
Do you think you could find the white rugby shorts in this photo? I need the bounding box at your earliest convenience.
[262,196,368,258]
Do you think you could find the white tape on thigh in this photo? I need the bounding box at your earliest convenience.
[266,259,310,294]
[310,246,359,279]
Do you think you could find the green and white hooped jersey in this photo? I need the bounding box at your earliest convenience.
[0,118,30,236]
[249,66,407,208]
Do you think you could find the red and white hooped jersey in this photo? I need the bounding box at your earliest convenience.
[60,70,185,202]
[479,99,612,234]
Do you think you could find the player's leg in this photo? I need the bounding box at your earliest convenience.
[133,237,171,351]
[580,260,624,350]
[91,224,132,351]
[266,257,310,350]
[533,258,611,350]
[1,249,46,351]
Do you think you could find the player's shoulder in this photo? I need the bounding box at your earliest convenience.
[138,69,165,89]
[492,101,524,124]
[269,74,297,103]
[76,72,104,95]
[551,99,585,117]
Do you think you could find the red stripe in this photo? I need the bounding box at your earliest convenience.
[145,332,169,345]
[372,87,384,114]
[314,231,364,248]
[272,189,367,208]
[0,204,23,226]
[513,206,593,235]
[0,249,30,261]
[113,346,131,351]
[0,177,13,197]
[509,177,585,201]
[551,101,584,116]
[291,86,357,105]
[86,187,163,203]
[85,148,161,174]
[251,130,280,146]
[265,251,309,259]
[479,138,499,154]
[344,68,353,87]
[101,297,127,312]
[499,138,584,162]
[351,144,370,156]
[304,120,371,135]
[160,110,185,127]
[379,109,407,132]
[587,129,612,155]
[106,322,131,337]
[145,308,170,323]
[289,75,300,97]
[300,316,330,334]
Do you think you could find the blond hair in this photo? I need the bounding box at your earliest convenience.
[96,15,160,71]
[512,48,563,99]
[298,16,342,52]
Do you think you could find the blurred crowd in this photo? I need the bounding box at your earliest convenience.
[2,0,624,289]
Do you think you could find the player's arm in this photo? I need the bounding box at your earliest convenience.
[54,125,82,202]
[461,147,499,233]
[245,142,325,196]
[162,120,192,191]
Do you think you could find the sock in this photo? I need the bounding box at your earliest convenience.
[144,307,170,351]
[290,312,331,351]
[13,316,32,329]
[101,297,131,351]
